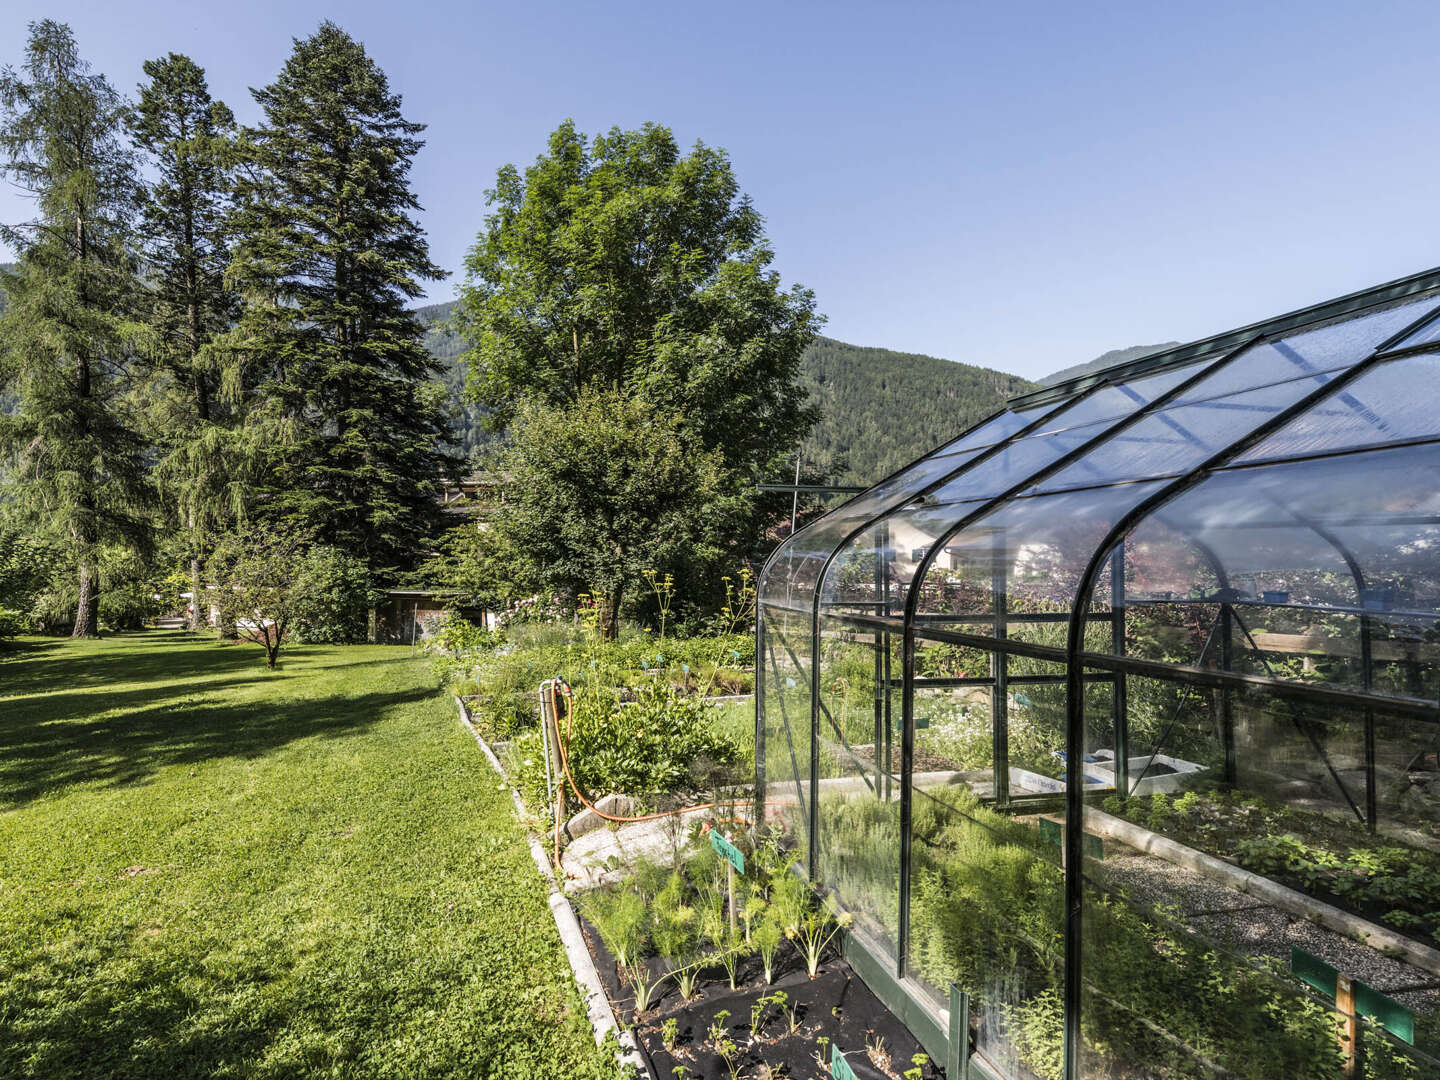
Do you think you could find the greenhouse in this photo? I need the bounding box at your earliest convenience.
[755,268,1440,1079]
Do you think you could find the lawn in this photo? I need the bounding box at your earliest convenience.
[0,632,614,1079]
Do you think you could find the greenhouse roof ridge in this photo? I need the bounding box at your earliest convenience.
[1008,262,1440,412]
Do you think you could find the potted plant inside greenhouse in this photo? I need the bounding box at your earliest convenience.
[756,267,1440,1079]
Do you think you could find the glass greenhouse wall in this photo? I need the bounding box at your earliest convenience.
[756,269,1440,1080]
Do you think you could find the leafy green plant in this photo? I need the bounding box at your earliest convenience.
[660,1017,678,1050]
[624,962,668,1015]
[707,1010,740,1080]
[701,892,749,990]
[1146,792,1172,831]
[580,886,649,969]
[1173,790,1201,816]
[425,612,505,684]
[1003,987,1064,1080]
[772,872,851,978]
[562,681,743,798]
[750,990,787,1040]
[753,906,785,984]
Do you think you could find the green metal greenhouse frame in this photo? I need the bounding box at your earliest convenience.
[755,266,1440,1079]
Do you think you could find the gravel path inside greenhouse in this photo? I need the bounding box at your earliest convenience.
[1101,848,1440,1015]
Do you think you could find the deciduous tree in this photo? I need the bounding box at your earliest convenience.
[495,387,725,639]
[455,122,822,600]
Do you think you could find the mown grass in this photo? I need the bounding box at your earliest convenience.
[0,632,614,1079]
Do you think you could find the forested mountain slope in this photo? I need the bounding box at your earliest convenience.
[0,285,1150,488]
[416,300,1039,485]
[799,337,1035,484]
[1039,342,1178,387]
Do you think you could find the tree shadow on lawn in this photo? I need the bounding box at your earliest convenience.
[0,683,436,809]
[1,928,312,1079]
[0,631,267,699]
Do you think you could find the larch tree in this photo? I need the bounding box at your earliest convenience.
[131,52,247,630]
[0,20,149,637]
[226,22,455,579]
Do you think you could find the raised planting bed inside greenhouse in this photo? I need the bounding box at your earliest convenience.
[754,266,1440,1078]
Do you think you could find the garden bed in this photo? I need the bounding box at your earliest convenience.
[578,911,937,1080]
[1103,789,1440,949]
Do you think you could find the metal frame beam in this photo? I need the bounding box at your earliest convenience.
[1060,297,1440,1080]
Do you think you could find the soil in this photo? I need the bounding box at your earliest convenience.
[848,744,957,775]
[577,912,942,1080]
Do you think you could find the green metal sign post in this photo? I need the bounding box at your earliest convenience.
[710,829,744,875]
[1291,945,1415,1065]
[711,829,744,936]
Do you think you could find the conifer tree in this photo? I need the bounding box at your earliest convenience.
[131,53,246,630]
[227,22,453,578]
[0,20,149,637]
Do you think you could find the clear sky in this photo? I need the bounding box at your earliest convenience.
[3,0,1438,381]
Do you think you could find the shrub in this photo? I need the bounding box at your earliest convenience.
[562,683,742,798]
[426,613,504,684]
[291,546,376,644]
[0,607,24,639]
[99,578,164,631]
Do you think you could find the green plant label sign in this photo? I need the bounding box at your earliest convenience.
[710,830,744,875]
[1290,947,1414,1044]
[1037,817,1103,860]
[831,1044,857,1080]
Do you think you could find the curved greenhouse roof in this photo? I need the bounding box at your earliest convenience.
[755,266,1440,1079]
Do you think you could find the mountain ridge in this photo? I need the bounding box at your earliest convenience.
[413,300,1041,485]
[1038,341,1180,387]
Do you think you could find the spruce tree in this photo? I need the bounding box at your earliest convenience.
[0,20,149,637]
[227,22,453,578]
[131,53,246,630]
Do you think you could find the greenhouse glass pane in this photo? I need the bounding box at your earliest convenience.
[1235,353,1440,462]
[1078,677,1440,1077]
[1025,364,1199,436]
[759,448,984,606]
[1167,296,1440,406]
[910,481,1168,629]
[905,666,1066,1076]
[1090,442,1440,696]
[1034,377,1349,492]
[819,522,905,617]
[758,604,813,864]
[927,422,1111,503]
[1387,308,1440,350]
[934,407,1048,457]
[815,619,900,953]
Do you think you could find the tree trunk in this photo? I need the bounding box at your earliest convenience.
[73,561,99,638]
[189,555,204,632]
[599,588,622,641]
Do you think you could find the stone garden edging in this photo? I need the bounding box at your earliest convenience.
[454,696,650,1078]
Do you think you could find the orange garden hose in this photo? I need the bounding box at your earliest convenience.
[548,679,726,825]
[542,680,808,873]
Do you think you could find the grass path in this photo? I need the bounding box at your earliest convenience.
[0,632,612,1079]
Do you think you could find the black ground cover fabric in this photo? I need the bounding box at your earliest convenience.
[578,912,942,1079]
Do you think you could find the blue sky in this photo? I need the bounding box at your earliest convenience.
[3,0,1438,381]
